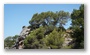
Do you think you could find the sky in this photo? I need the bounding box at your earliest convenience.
[4,4,80,38]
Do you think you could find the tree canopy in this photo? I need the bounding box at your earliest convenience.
[4,35,19,48]
[70,4,84,49]
[29,11,70,29]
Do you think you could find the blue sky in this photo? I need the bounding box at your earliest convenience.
[4,4,80,38]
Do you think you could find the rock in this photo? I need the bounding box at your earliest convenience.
[62,30,73,48]
[12,26,31,49]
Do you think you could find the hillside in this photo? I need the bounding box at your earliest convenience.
[4,5,84,49]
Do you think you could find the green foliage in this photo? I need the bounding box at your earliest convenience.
[63,45,72,49]
[4,35,19,48]
[24,11,70,49]
[23,10,73,49]
[29,11,70,29]
[24,26,46,49]
[24,26,66,49]
[71,4,84,49]
[4,36,13,48]
[45,29,64,49]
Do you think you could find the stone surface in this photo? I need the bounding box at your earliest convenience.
[13,26,31,49]
[62,32,73,48]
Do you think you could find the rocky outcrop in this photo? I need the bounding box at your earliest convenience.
[62,30,73,48]
[13,26,31,49]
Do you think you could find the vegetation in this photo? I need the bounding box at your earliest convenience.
[70,4,84,49]
[4,35,19,48]
[4,4,84,49]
